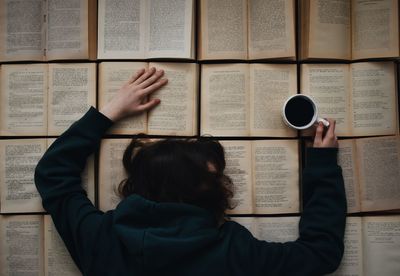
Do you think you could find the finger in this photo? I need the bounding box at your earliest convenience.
[137,69,164,89]
[136,98,161,112]
[313,122,324,146]
[133,67,156,85]
[140,78,168,96]
[126,68,145,84]
[326,119,336,137]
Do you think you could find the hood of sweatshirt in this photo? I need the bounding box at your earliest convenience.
[112,194,221,271]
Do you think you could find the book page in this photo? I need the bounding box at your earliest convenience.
[146,0,193,59]
[329,217,363,276]
[252,140,299,214]
[307,0,351,59]
[253,216,299,242]
[199,0,247,60]
[46,138,95,204]
[0,139,46,213]
[148,62,197,135]
[46,0,89,60]
[248,0,295,59]
[98,139,130,211]
[0,215,44,275]
[44,215,80,276]
[352,0,399,59]
[0,0,44,61]
[48,63,96,135]
[337,139,361,213]
[201,64,250,136]
[0,64,48,136]
[363,216,400,276]
[357,136,400,212]
[249,64,297,137]
[222,141,253,214]
[98,62,148,134]
[97,0,146,59]
[301,64,352,136]
[350,62,397,136]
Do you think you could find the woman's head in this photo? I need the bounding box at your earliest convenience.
[118,138,234,221]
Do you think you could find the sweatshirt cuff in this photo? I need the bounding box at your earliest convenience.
[306,148,338,167]
[75,106,114,136]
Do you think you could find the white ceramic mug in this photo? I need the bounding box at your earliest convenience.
[282,94,329,130]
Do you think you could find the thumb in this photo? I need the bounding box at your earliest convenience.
[136,98,161,113]
[313,122,324,147]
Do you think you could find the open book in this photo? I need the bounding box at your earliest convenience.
[0,139,95,213]
[330,216,400,276]
[221,140,299,215]
[301,62,398,137]
[0,63,96,136]
[0,215,81,275]
[99,62,198,136]
[199,0,295,60]
[201,63,297,137]
[300,0,399,60]
[337,136,400,213]
[0,0,97,61]
[232,216,300,241]
[233,215,400,276]
[97,0,195,59]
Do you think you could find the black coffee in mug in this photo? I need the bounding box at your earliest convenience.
[284,96,315,127]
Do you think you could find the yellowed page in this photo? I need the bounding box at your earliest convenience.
[337,139,361,213]
[254,216,299,242]
[201,64,250,136]
[351,0,399,59]
[329,217,363,276]
[0,0,44,61]
[0,139,46,213]
[0,215,44,275]
[44,215,80,276]
[308,0,351,59]
[222,141,253,214]
[249,64,297,137]
[0,64,48,136]
[46,138,95,204]
[248,0,295,59]
[97,0,146,59]
[357,136,400,212]
[199,0,247,60]
[98,62,148,134]
[98,138,131,211]
[46,0,89,60]
[146,0,194,59]
[252,140,299,214]
[301,64,352,136]
[230,217,256,233]
[48,63,96,135]
[148,62,198,136]
[350,62,397,136]
[363,216,400,276]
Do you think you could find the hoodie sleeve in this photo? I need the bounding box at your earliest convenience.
[34,107,114,272]
[245,147,347,276]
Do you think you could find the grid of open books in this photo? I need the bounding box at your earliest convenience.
[0,0,400,275]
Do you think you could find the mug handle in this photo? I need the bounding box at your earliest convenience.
[316,118,330,127]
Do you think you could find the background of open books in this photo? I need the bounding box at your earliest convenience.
[0,0,399,275]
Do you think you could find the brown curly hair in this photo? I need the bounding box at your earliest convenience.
[118,138,234,221]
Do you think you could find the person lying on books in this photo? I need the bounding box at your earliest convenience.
[35,67,346,276]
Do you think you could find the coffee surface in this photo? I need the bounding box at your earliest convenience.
[284,97,314,127]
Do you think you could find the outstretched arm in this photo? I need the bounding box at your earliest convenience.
[34,68,167,272]
[240,120,346,276]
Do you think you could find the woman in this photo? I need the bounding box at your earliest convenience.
[35,68,346,276]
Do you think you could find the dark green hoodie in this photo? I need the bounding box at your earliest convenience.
[35,107,346,276]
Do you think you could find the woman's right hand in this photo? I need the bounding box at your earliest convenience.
[313,119,338,148]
